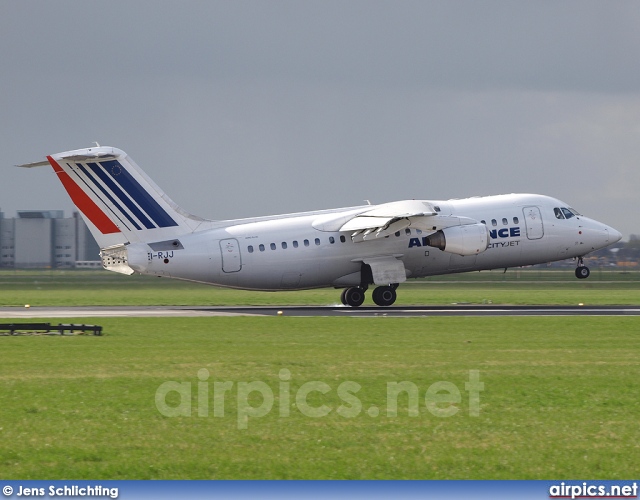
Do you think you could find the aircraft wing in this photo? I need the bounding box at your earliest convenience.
[312,199,482,242]
[338,200,437,242]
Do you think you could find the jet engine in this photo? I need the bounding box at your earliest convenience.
[424,223,489,256]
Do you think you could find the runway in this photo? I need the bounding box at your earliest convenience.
[1,305,639,318]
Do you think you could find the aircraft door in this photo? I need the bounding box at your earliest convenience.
[522,206,544,240]
[220,238,242,273]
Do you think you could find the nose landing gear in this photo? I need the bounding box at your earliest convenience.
[575,257,590,279]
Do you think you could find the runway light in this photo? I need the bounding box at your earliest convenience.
[578,303,584,306]
[24,304,30,308]
[277,310,283,316]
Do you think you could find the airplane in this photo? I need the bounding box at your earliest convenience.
[18,146,622,307]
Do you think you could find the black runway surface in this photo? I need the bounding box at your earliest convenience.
[1,305,639,318]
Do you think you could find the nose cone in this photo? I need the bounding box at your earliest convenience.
[584,223,622,251]
[579,219,623,251]
[608,227,623,244]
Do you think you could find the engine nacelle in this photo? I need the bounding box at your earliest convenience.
[424,223,489,256]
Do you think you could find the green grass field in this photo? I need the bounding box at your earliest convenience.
[1,317,639,479]
[0,270,639,479]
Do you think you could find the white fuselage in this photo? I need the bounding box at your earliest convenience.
[126,194,619,291]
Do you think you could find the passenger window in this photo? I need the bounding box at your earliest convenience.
[395,231,400,237]
[416,229,422,234]
[554,208,565,220]
[340,235,346,243]
[434,206,441,212]
[259,244,265,252]
[405,228,411,235]
[315,238,321,246]
[293,240,299,248]
[491,219,497,226]
[481,220,486,225]
[270,243,276,250]
[281,242,287,249]
[304,239,309,247]
[513,217,519,224]
[561,208,574,219]
[248,245,254,253]
[329,236,335,244]
[502,218,508,225]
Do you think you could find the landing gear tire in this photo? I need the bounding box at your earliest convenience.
[575,257,590,279]
[340,288,348,306]
[344,287,366,307]
[575,266,590,279]
[372,285,397,307]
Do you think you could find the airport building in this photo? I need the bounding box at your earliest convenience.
[0,210,100,269]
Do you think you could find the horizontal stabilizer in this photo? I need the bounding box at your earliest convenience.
[17,152,118,168]
[16,160,51,168]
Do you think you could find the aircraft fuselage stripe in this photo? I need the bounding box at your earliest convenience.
[47,156,120,235]
[86,162,156,230]
[69,164,133,232]
[99,160,178,228]
[74,164,139,231]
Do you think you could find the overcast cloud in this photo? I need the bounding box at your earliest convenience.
[2,1,639,237]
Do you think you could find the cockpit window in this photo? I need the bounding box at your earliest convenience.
[568,207,581,216]
[561,207,575,219]
[554,208,565,219]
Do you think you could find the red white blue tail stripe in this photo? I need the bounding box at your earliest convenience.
[48,154,178,235]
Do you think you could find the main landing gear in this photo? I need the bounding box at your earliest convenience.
[340,287,366,307]
[575,257,590,279]
[340,284,398,307]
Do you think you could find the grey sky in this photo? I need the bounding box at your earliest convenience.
[2,1,639,237]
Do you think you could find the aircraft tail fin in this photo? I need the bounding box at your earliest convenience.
[18,147,206,249]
